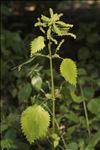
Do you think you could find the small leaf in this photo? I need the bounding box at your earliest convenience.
[21,105,50,144]
[67,142,78,150]
[59,27,70,35]
[66,33,76,39]
[86,130,100,149]
[18,83,32,102]
[1,124,9,133]
[78,68,87,76]
[69,86,84,103]
[87,98,100,114]
[65,111,79,123]
[31,76,42,91]
[30,36,45,56]
[41,15,50,22]
[1,139,29,150]
[39,27,45,33]
[55,27,76,38]
[1,139,17,149]
[83,87,94,99]
[70,91,83,103]
[4,129,16,140]
[60,59,78,85]
[51,133,60,148]
[53,24,62,35]
[56,21,73,28]
[50,14,60,23]
[34,22,46,27]
[49,8,54,17]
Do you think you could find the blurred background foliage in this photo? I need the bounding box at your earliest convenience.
[1,0,100,150]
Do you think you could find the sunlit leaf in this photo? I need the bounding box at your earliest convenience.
[69,86,84,103]
[56,21,73,28]
[30,36,45,56]
[41,15,50,22]
[51,133,60,148]
[21,105,50,144]
[60,59,78,85]
[31,76,42,91]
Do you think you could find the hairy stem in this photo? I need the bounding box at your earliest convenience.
[80,83,91,138]
[48,41,55,149]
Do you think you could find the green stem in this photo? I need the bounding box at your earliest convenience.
[48,41,55,149]
[80,83,91,138]
[43,103,67,150]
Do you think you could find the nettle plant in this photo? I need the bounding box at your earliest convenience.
[21,8,78,149]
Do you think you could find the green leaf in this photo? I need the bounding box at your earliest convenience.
[4,129,16,140]
[78,68,87,76]
[53,24,62,35]
[65,33,76,39]
[49,14,60,24]
[53,23,76,39]
[67,142,78,150]
[21,105,50,144]
[7,112,19,126]
[67,125,77,137]
[34,22,46,27]
[51,133,60,148]
[39,27,45,33]
[56,21,73,28]
[18,83,32,102]
[31,76,42,91]
[78,139,85,150]
[65,111,79,123]
[30,36,45,56]
[69,86,84,103]
[41,15,50,22]
[87,98,100,114]
[1,138,29,150]
[86,130,100,149]
[49,8,54,17]
[1,139,17,149]
[60,59,78,85]
[1,123,9,133]
[47,26,58,44]
[83,87,94,99]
